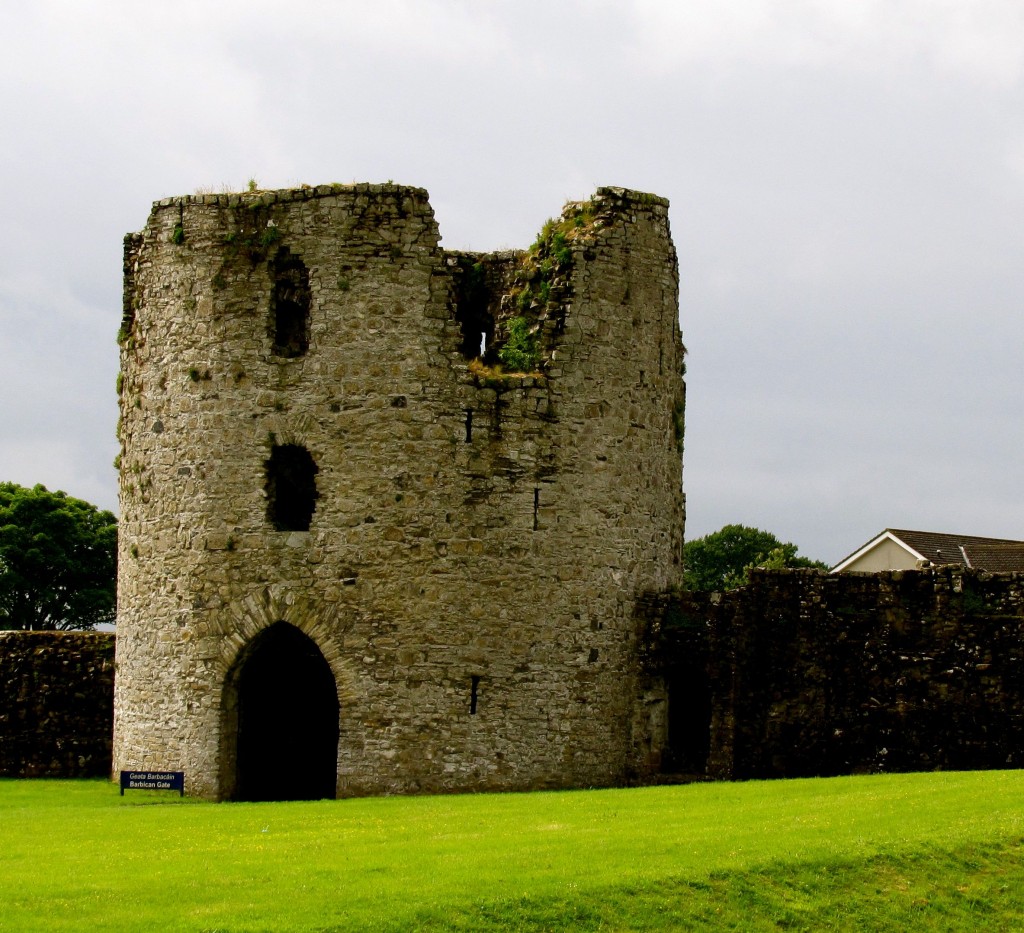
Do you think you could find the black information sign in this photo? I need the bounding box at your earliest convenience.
[120,770,185,797]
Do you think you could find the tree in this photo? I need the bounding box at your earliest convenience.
[0,483,117,630]
[683,524,827,592]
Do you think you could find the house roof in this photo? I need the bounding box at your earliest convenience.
[958,543,1024,572]
[832,528,1024,573]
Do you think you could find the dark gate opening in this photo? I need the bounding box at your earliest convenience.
[661,622,712,777]
[663,663,711,775]
[234,622,339,801]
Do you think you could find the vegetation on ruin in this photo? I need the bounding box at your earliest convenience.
[496,315,539,372]
[469,197,600,380]
[684,523,829,591]
[672,398,685,454]
[223,221,281,257]
[0,483,116,630]
[467,357,536,387]
[506,197,595,322]
[1,771,1023,930]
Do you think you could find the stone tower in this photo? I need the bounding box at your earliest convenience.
[113,183,685,800]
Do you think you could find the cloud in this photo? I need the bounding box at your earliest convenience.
[0,273,118,510]
[1,0,1023,562]
[628,0,1024,87]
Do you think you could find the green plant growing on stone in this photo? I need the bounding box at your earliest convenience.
[247,178,259,192]
[260,224,281,248]
[221,211,282,263]
[116,316,136,348]
[486,198,600,375]
[507,196,596,320]
[170,224,185,245]
[551,231,571,266]
[672,399,685,454]
[498,317,539,373]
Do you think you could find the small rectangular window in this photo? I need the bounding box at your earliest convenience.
[266,444,318,531]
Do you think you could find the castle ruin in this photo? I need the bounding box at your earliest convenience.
[113,183,685,800]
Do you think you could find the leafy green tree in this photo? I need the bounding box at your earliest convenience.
[0,483,117,630]
[683,524,827,592]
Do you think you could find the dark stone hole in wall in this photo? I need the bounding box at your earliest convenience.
[661,622,711,775]
[234,622,340,802]
[663,664,711,775]
[452,257,495,360]
[269,247,311,357]
[266,444,318,531]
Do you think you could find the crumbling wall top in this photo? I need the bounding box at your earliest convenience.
[150,182,431,213]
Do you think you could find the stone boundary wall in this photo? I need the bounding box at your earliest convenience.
[0,632,115,778]
[8,564,1024,785]
[643,568,1024,780]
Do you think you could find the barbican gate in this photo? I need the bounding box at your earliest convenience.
[113,183,685,800]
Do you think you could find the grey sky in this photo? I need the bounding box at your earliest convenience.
[2,0,1022,565]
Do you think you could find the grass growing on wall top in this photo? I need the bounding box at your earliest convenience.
[2,772,1023,930]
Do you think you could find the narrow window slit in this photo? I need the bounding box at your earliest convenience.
[533,488,540,531]
[269,248,311,358]
[465,408,473,443]
[470,675,480,715]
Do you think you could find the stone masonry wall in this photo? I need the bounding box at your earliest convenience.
[0,632,115,777]
[644,569,1024,780]
[114,183,685,799]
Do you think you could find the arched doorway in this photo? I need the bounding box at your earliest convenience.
[231,622,339,801]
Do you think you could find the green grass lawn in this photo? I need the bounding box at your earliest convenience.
[1,771,1022,931]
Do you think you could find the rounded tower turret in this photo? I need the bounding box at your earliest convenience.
[114,183,684,799]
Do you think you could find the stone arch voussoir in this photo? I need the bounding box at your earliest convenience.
[194,586,353,705]
[262,413,321,452]
[205,586,357,800]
